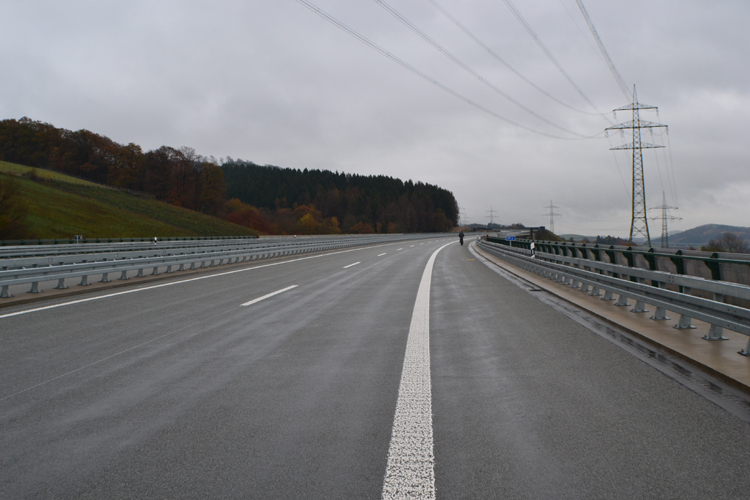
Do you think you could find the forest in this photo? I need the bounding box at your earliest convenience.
[0,118,458,234]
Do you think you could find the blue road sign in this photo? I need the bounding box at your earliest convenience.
[506,236,516,241]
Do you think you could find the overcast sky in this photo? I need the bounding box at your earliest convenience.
[2,0,748,237]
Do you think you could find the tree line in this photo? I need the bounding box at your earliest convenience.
[222,160,457,234]
[0,118,226,215]
[0,118,458,234]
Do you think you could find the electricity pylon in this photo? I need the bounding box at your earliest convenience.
[606,85,667,247]
[542,200,561,234]
[649,192,681,248]
[486,206,498,226]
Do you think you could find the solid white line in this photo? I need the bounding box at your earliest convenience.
[0,244,385,320]
[378,253,387,257]
[381,240,454,499]
[241,285,298,307]
[343,262,361,268]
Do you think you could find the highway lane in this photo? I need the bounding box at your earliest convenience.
[432,242,750,499]
[2,235,750,498]
[1,238,448,498]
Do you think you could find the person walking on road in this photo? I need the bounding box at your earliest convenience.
[459,231,464,246]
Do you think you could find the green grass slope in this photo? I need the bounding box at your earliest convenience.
[0,161,256,239]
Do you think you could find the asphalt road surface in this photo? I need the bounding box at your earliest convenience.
[2,237,749,499]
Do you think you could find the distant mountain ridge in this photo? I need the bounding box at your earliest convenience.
[666,224,750,247]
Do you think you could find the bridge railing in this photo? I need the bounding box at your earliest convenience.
[477,238,750,357]
[0,234,446,298]
[487,237,750,293]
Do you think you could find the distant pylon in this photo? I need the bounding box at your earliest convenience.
[542,200,561,234]
[486,206,498,226]
[649,192,681,248]
[606,85,667,246]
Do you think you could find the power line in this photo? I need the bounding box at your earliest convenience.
[373,0,595,138]
[574,0,631,101]
[502,0,613,122]
[425,0,605,117]
[294,0,601,140]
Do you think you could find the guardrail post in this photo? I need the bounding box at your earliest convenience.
[79,275,91,286]
[674,315,696,330]
[703,293,728,340]
[151,266,160,275]
[1,285,12,298]
[615,294,630,306]
[589,285,602,297]
[740,339,750,357]
[631,299,648,313]
[602,290,615,301]
[136,268,145,278]
[99,272,111,283]
[703,324,727,341]
[705,254,722,281]
[650,283,670,320]
[119,271,129,280]
[55,278,68,289]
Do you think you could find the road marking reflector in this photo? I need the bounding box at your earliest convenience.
[241,285,298,307]
[343,262,361,269]
[381,240,454,500]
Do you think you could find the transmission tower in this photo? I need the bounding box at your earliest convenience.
[542,200,561,234]
[486,206,498,227]
[606,85,667,247]
[649,192,681,248]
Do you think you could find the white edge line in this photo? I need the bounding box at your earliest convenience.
[343,262,361,269]
[0,243,392,320]
[241,285,298,307]
[381,240,455,499]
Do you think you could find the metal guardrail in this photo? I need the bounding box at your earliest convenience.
[0,235,258,247]
[0,234,446,298]
[478,239,750,357]
[0,237,270,259]
[487,236,750,284]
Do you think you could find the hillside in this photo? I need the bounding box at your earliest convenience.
[0,161,257,239]
[668,224,750,247]
[0,118,459,233]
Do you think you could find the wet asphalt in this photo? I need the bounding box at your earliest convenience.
[1,238,749,499]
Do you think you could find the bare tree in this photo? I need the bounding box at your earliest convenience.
[701,232,750,253]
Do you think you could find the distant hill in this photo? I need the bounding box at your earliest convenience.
[668,224,750,247]
[0,161,257,239]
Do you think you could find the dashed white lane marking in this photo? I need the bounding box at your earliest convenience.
[397,248,403,251]
[410,245,415,248]
[381,241,454,500]
[240,285,298,307]
[0,244,386,320]
[343,262,361,269]
[378,253,387,257]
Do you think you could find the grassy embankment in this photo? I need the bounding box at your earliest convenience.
[0,161,256,239]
